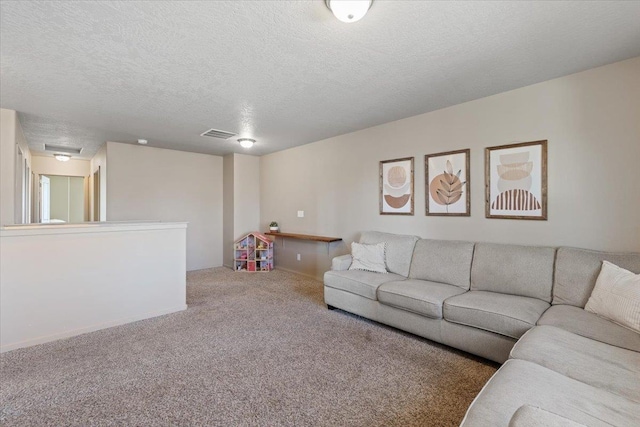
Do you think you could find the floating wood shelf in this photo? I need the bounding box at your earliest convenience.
[265,232,342,243]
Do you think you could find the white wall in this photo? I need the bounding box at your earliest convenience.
[0,222,187,352]
[106,142,223,271]
[260,57,640,279]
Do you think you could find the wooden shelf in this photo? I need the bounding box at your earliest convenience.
[265,232,342,243]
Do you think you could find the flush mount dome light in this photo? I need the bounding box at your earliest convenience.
[325,0,372,23]
[54,154,71,162]
[238,138,255,148]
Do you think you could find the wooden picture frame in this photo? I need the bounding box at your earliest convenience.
[379,157,414,215]
[485,140,547,220]
[425,149,470,216]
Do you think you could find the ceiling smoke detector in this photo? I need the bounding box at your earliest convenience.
[238,138,255,149]
[137,139,148,145]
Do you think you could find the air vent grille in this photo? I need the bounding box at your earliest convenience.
[200,128,237,139]
[44,144,82,154]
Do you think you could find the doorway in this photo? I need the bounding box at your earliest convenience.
[93,166,100,221]
[39,175,86,223]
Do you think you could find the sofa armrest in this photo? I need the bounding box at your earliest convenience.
[332,254,352,271]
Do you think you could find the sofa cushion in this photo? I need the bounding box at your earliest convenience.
[461,359,640,427]
[508,405,588,427]
[511,325,640,403]
[408,239,475,289]
[443,291,550,339]
[470,243,555,302]
[359,231,419,277]
[585,261,640,333]
[323,270,404,301]
[377,279,466,319]
[553,247,640,307]
[349,242,387,274]
[537,304,640,352]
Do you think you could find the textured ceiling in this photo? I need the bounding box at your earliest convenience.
[2,1,640,159]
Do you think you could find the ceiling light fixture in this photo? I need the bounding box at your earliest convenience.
[137,139,148,145]
[325,0,372,23]
[238,138,255,149]
[54,154,71,162]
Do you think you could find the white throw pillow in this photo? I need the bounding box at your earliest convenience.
[349,242,387,274]
[585,261,640,333]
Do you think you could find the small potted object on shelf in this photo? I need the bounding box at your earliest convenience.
[269,221,279,232]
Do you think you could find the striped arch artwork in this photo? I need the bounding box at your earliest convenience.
[485,140,547,220]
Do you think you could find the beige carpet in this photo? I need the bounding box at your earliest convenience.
[0,268,497,426]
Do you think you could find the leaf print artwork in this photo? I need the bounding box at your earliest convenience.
[425,149,470,216]
[430,160,467,213]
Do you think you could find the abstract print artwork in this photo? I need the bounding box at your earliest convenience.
[485,140,547,220]
[379,157,414,215]
[425,149,470,216]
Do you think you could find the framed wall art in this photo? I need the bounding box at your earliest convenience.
[379,157,414,215]
[425,149,470,216]
[485,140,547,220]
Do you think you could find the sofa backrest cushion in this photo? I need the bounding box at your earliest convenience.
[471,243,556,302]
[409,239,475,289]
[359,231,419,277]
[553,247,640,307]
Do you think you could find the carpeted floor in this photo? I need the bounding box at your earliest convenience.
[1,268,497,426]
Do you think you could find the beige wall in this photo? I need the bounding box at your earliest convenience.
[233,154,260,238]
[260,57,640,279]
[1,109,17,226]
[90,144,107,221]
[222,153,261,267]
[31,156,90,177]
[222,154,235,267]
[105,141,223,271]
[0,109,32,226]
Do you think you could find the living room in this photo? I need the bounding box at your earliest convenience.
[1,1,639,426]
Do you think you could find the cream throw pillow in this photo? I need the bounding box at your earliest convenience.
[349,242,387,274]
[585,261,640,333]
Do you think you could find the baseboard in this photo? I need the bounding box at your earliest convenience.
[0,304,188,354]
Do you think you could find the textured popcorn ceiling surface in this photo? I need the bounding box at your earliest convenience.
[1,1,640,159]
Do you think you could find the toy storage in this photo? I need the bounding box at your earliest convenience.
[234,232,274,272]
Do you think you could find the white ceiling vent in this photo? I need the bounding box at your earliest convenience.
[200,128,237,139]
[44,144,82,154]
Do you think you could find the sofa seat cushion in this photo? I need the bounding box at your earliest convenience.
[443,291,550,339]
[508,405,588,427]
[323,270,404,301]
[377,279,466,319]
[537,304,640,352]
[511,325,640,403]
[460,359,640,427]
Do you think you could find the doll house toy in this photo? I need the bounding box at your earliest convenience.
[234,232,274,272]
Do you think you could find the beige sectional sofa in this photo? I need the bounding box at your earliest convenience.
[323,231,640,426]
